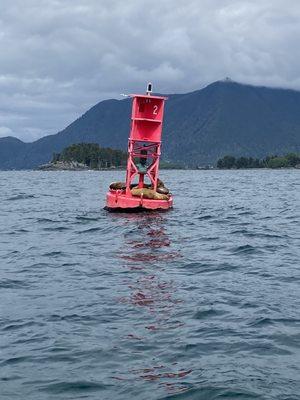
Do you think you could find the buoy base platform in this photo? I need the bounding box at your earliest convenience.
[106,190,173,212]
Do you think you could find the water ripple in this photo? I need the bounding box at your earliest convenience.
[0,170,299,400]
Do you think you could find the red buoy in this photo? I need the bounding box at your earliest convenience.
[105,84,173,211]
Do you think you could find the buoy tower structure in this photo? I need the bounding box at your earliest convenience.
[106,83,173,211]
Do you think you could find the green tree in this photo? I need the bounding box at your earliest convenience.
[52,152,60,162]
[266,157,289,168]
[217,155,236,169]
[285,153,300,167]
[52,143,127,169]
[236,157,248,169]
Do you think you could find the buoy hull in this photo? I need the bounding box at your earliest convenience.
[105,190,173,211]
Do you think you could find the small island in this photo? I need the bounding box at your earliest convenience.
[38,143,128,170]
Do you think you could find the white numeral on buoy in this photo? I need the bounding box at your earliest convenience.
[153,105,158,115]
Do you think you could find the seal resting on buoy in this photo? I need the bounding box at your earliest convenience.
[157,187,169,195]
[110,179,170,197]
[131,187,169,201]
[109,182,126,190]
[156,179,169,195]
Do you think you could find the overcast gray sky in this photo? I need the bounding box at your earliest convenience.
[1,0,300,141]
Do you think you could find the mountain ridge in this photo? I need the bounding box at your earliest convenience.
[1,80,300,169]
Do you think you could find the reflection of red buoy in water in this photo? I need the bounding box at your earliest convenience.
[105,83,173,211]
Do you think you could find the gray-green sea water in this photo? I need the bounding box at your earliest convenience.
[0,170,299,399]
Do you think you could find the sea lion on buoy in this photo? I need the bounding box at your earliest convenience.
[109,182,126,190]
[130,183,145,189]
[157,186,169,195]
[111,179,170,196]
[131,187,169,201]
[157,178,164,187]
[156,179,169,194]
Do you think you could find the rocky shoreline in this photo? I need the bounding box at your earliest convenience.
[37,161,89,171]
[37,161,126,171]
[37,161,300,171]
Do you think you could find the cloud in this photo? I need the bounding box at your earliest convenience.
[0,126,13,137]
[0,0,300,141]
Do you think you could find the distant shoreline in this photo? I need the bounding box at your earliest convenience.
[1,167,299,172]
[37,161,126,171]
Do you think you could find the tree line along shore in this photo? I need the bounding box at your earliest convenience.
[38,143,181,170]
[38,143,300,170]
[216,153,300,169]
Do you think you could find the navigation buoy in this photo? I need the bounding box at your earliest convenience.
[105,84,173,211]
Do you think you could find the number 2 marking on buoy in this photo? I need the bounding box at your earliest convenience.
[153,105,158,115]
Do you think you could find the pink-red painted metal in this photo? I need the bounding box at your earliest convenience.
[105,86,173,211]
[106,190,173,210]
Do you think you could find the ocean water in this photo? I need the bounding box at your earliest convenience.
[0,170,299,400]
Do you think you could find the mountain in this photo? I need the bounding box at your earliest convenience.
[0,137,30,169]
[1,80,300,169]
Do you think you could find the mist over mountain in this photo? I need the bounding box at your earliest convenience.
[1,80,300,169]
